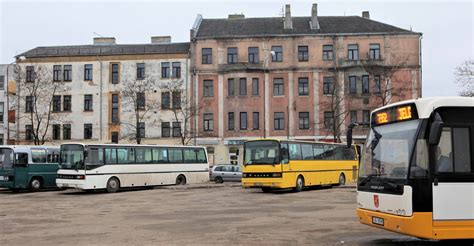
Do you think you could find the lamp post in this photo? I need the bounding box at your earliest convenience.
[6,56,25,144]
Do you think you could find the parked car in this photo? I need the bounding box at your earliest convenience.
[210,164,242,183]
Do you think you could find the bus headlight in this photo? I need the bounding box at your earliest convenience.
[272,173,282,178]
[76,175,85,180]
[3,176,9,181]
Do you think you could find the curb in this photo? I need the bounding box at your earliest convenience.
[162,183,242,190]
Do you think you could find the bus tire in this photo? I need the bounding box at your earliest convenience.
[338,173,346,186]
[176,175,187,185]
[294,176,304,192]
[29,177,42,192]
[214,176,223,184]
[261,187,272,193]
[106,177,120,193]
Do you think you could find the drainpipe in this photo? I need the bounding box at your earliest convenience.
[97,54,103,142]
[418,35,423,98]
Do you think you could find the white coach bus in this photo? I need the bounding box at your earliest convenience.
[56,143,209,192]
[347,97,474,240]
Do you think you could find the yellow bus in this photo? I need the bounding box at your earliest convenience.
[242,139,359,192]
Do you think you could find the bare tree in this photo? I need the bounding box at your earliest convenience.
[362,54,411,106]
[454,59,474,97]
[159,79,203,145]
[13,65,70,145]
[121,75,160,144]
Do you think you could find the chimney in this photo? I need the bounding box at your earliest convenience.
[310,3,320,30]
[284,4,292,29]
[228,14,245,20]
[151,36,171,44]
[362,11,370,19]
[93,37,116,45]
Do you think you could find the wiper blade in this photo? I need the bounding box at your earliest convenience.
[359,174,387,186]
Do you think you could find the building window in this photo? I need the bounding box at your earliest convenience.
[84,124,93,139]
[240,112,247,130]
[228,112,234,130]
[274,112,284,130]
[227,78,234,96]
[84,94,93,111]
[0,102,4,122]
[202,48,212,64]
[111,63,119,84]
[63,65,72,81]
[52,124,61,140]
[323,77,334,95]
[363,110,370,125]
[298,77,309,96]
[53,65,62,82]
[172,62,181,78]
[137,92,145,109]
[203,80,213,97]
[63,95,71,111]
[136,63,145,80]
[273,78,284,96]
[161,92,170,109]
[111,131,119,143]
[298,46,309,62]
[111,94,119,124]
[84,64,93,81]
[162,122,170,137]
[0,134,3,145]
[252,78,259,96]
[26,66,35,82]
[172,122,181,137]
[299,112,310,130]
[25,125,33,140]
[369,44,381,60]
[53,95,61,112]
[324,111,334,130]
[172,91,181,109]
[362,75,369,94]
[349,76,357,94]
[203,113,214,131]
[239,78,247,96]
[25,96,34,112]
[271,46,283,62]
[227,47,238,64]
[374,75,381,94]
[63,124,71,140]
[253,112,259,130]
[0,76,4,90]
[248,47,259,63]
[161,62,170,78]
[350,110,358,123]
[138,122,145,138]
[348,44,359,60]
[323,45,334,61]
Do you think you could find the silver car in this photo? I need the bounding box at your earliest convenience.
[210,165,242,183]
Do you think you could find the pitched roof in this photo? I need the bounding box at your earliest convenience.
[18,42,190,58]
[195,16,418,39]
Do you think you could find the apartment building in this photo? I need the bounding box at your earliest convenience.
[14,37,191,145]
[190,4,422,165]
[0,65,9,144]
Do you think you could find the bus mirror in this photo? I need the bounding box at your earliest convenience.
[346,123,356,148]
[84,149,89,159]
[429,113,444,145]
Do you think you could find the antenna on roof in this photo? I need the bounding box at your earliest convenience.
[93,32,104,38]
[410,25,412,31]
[279,6,284,17]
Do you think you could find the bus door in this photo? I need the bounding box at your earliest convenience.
[280,142,290,173]
[13,152,29,189]
[432,126,474,221]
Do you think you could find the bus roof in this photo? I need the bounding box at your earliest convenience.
[60,143,206,149]
[373,97,474,119]
[245,139,351,146]
[0,145,59,152]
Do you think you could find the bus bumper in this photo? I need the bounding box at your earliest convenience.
[242,177,287,189]
[56,179,88,190]
[0,180,15,189]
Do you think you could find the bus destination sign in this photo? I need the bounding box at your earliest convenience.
[373,104,418,126]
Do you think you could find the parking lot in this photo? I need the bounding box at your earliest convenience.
[0,184,470,245]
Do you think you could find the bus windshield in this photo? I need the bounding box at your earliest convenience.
[0,148,14,169]
[360,120,421,180]
[60,145,85,170]
[244,140,280,165]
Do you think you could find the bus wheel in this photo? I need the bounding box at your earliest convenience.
[338,173,346,186]
[294,176,304,192]
[261,187,272,193]
[176,175,187,185]
[214,176,223,184]
[106,177,120,193]
[29,177,42,192]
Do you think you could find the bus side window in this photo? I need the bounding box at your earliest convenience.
[410,139,428,178]
[15,153,29,166]
[196,149,207,163]
[169,148,183,164]
[289,143,302,160]
[436,127,472,173]
[281,143,289,164]
[323,146,335,160]
[31,149,47,163]
[105,148,117,164]
[313,144,324,160]
[184,149,197,163]
[301,144,313,160]
[153,148,169,164]
[89,147,104,165]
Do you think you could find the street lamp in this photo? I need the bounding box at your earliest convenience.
[6,56,25,144]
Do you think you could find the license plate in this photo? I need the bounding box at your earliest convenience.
[372,216,384,226]
[254,182,263,186]
[0,176,4,181]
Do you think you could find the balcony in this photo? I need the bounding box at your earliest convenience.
[338,53,385,69]
[218,62,264,73]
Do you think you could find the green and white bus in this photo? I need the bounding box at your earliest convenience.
[0,145,60,192]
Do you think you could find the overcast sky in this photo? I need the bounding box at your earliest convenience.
[1,0,472,96]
